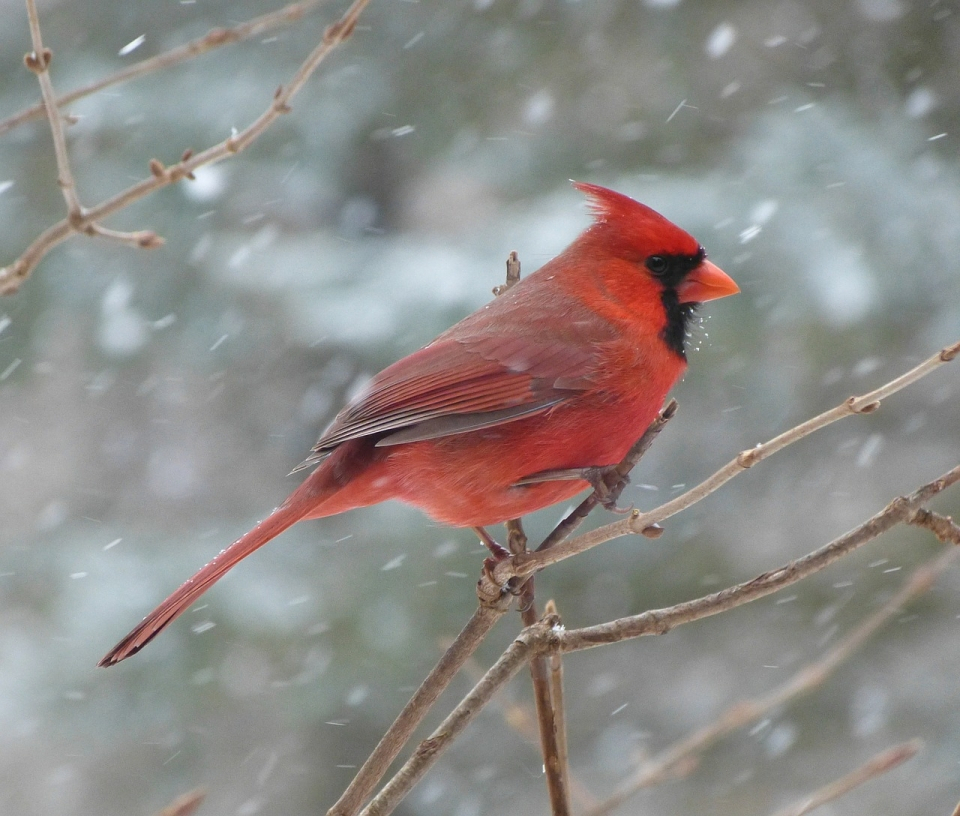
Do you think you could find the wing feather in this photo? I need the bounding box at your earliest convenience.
[292,289,619,472]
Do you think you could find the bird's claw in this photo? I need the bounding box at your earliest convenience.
[582,466,633,514]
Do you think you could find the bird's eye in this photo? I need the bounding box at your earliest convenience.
[646,256,668,276]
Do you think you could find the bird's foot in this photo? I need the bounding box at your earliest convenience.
[474,525,531,601]
[581,465,633,514]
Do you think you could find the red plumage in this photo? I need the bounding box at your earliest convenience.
[99,182,738,666]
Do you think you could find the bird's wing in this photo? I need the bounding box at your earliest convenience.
[292,331,603,471]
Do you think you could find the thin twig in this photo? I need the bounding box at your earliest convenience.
[584,545,960,816]
[766,739,922,816]
[482,339,960,591]
[910,509,960,545]
[1,0,374,295]
[360,466,960,816]
[0,0,329,137]
[23,0,82,220]
[492,250,522,296]
[326,598,510,816]
[156,789,206,816]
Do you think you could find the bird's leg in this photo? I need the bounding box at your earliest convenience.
[505,519,534,609]
[473,524,531,602]
[473,526,510,560]
[515,466,633,514]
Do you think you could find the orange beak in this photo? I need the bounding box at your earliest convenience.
[676,259,740,304]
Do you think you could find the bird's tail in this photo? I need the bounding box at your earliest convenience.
[99,440,381,667]
[98,499,307,667]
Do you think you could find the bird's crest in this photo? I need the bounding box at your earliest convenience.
[572,181,699,259]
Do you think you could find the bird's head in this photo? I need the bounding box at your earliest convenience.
[572,181,739,357]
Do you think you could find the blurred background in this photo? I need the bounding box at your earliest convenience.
[1,0,959,813]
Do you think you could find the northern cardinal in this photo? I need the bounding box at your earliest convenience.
[99,182,738,666]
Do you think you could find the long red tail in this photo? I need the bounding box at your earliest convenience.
[98,500,307,667]
[99,441,380,667]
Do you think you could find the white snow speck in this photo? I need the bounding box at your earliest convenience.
[856,0,906,22]
[855,433,883,468]
[69,572,88,579]
[381,554,406,571]
[192,621,216,634]
[118,35,145,56]
[905,86,938,119]
[720,81,741,99]
[183,164,227,202]
[765,722,797,758]
[523,89,555,127]
[0,180,13,196]
[705,22,736,59]
[750,199,779,225]
[0,358,21,380]
[765,35,788,47]
[98,279,148,357]
[103,538,122,551]
[346,685,370,706]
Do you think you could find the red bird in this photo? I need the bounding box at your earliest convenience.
[99,182,738,666]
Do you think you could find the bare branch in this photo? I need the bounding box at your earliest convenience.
[357,615,562,816]
[584,545,960,816]
[910,509,960,545]
[485,339,960,589]
[521,594,571,816]
[492,250,522,296]
[23,0,82,220]
[558,464,960,652]
[544,598,570,799]
[0,0,329,138]
[326,598,511,816]
[361,466,959,816]
[1,0,374,296]
[766,739,922,816]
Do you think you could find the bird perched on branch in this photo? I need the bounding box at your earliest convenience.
[100,181,738,666]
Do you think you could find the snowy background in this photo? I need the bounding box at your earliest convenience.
[1,0,959,814]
